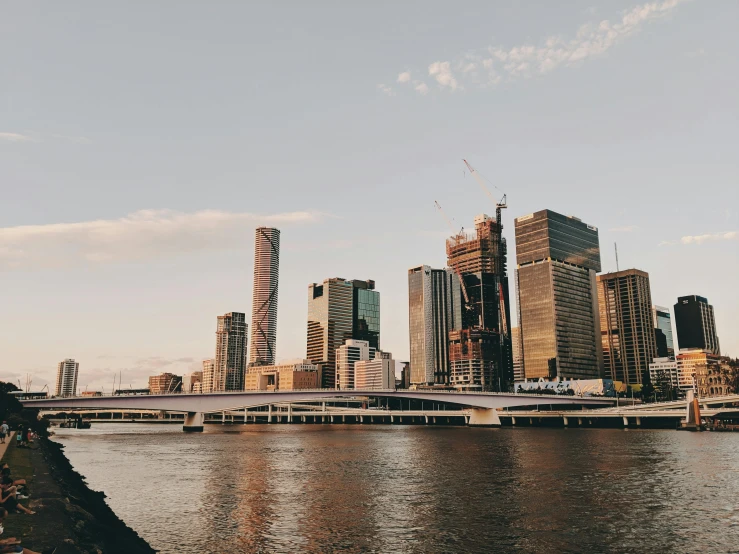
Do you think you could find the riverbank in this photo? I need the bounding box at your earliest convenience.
[1,437,156,554]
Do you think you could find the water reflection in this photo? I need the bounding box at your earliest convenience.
[54,424,739,553]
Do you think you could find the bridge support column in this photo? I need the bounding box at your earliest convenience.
[183,412,204,432]
[636,417,641,427]
[623,416,629,427]
[511,416,516,425]
[425,415,429,424]
[468,408,501,427]
[288,404,293,424]
[563,416,569,427]
[268,404,272,423]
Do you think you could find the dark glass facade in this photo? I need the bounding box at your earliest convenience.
[653,306,674,358]
[674,295,720,355]
[352,280,380,350]
[515,210,603,380]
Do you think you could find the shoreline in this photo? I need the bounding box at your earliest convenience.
[1,437,156,554]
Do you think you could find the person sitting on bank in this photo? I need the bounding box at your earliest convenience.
[0,507,55,554]
[0,467,26,493]
[0,480,34,516]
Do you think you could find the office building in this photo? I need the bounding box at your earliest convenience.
[355,351,396,390]
[55,358,79,397]
[407,265,462,386]
[648,357,680,392]
[597,269,658,386]
[400,362,411,389]
[515,210,603,380]
[201,359,215,393]
[245,359,319,391]
[446,213,513,391]
[511,326,524,382]
[148,372,182,394]
[250,227,280,366]
[674,295,720,355]
[653,306,675,358]
[214,312,248,391]
[335,339,376,390]
[676,349,727,396]
[307,278,379,388]
[182,371,203,394]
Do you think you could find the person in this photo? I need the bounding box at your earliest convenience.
[14,429,22,449]
[0,479,34,516]
[0,507,55,554]
[0,422,7,444]
[0,467,26,494]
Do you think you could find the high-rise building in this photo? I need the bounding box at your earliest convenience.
[445,213,513,391]
[674,295,720,355]
[250,227,280,366]
[511,326,524,382]
[214,312,248,391]
[335,339,376,390]
[597,269,658,386]
[407,265,462,386]
[307,278,379,388]
[55,359,79,397]
[355,351,396,390]
[515,210,603,380]
[653,305,675,358]
[148,372,182,394]
[201,359,215,393]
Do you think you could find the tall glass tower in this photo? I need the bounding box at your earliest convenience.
[653,305,675,358]
[250,227,280,366]
[515,210,603,380]
[214,312,248,391]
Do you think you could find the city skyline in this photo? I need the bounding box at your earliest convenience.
[2,1,738,390]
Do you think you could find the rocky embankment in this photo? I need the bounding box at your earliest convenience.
[2,438,156,554]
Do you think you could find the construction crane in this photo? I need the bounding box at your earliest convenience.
[434,201,473,312]
[463,159,507,227]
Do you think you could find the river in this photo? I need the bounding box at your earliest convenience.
[52,424,739,553]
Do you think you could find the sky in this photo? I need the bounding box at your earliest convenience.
[1,0,737,392]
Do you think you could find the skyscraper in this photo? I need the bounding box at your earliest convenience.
[250,227,280,366]
[674,295,720,355]
[653,305,675,358]
[407,265,462,386]
[307,278,379,388]
[511,326,524,382]
[55,358,79,397]
[515,210,603,380]
[446,213,513,391]
[597,269,658,385]
[214,312,248,391]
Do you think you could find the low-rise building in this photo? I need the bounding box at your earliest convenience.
[148,372,182,395]
[676,349,729,396]
[649,357,680,390]
[336,339,375,390]
[244,359,319,391]
[182,371,203,393]
[355,351,395,390]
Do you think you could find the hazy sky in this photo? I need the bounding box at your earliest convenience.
[2,1,737,392]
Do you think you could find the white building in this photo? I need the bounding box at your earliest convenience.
[250,227,280,366]
[511,326,524,382]
[182,371,203,393]
[55,358,79,397]
[648,357,679,390]
[336,339,375,390]
[355,351,395,390]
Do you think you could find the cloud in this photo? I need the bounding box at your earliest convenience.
[0,132,33,142]
[659,231,737,246]
[680,231,737,245]
[392,0,684,94]
[609,225,638,232]
[428,61,459,91]
[397,72,411,83]
[377,83,395,96]
[0,209,325,270]
[414,82,429,95]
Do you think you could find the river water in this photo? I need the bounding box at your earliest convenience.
[53,424,739,553]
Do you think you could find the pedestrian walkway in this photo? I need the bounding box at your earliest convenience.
[0,431,16,460]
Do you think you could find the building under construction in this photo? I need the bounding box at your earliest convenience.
[446,213,513,391]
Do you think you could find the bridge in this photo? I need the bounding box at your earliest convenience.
[21,389,613,431]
